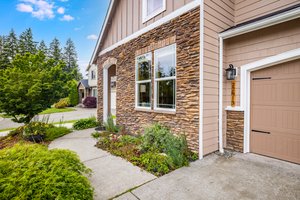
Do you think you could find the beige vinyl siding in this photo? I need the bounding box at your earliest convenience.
[235,0,300,24]
[203,0,235,155]
[102,0,195,50]
[223,19,300,145]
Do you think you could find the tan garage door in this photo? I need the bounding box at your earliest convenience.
[250,59,300,164]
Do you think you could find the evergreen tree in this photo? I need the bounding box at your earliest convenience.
[38,40,48,55]
[3,29,19,60]
[49,38,62,61]
[63,38,82,80]
[0,30,18,69]
[18,28,37,55]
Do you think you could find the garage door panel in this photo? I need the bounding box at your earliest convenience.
[252,106,300,133]
[250,59,300,164]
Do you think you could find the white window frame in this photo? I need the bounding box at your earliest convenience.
[154,44,176,112]
[135,52,152,110]
[91,70,96,80]
[142,0,166,23]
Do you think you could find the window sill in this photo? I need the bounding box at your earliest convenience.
[134,108,176,115]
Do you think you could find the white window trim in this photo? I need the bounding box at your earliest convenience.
[154,44,176,112]
[135,53,152,110]
[91,70,96,80]
[142,0,166,23]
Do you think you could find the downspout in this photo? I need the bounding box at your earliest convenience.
[199,0,204,159]
[218,36,224,153]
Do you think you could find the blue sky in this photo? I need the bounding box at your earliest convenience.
[0,0,110,77]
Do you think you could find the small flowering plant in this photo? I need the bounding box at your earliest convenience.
[23,122,53,137]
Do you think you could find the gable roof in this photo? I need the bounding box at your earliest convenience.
[78,79,90,88]
[87,0,116,71]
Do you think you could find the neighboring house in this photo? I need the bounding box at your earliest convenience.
[89,0,300,164]
[78,64,98,103]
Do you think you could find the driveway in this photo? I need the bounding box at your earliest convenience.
[0,107,96,130]
[117,153,300,200]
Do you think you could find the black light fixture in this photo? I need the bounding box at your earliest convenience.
[225,64,237,80]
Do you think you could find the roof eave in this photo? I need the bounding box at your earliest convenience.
[87,0,116,71]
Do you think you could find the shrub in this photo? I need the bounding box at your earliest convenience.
[104,115,119,133]
[91,132,101,139]
[0,144,93,200]
[54,97,70,109]
[137,152,172,176]
[73,117,99,130]
[67,80,79,106]
[83,97,96,108]
[23,122,54,137]
[141,123,189,168]
[45,127,72,141]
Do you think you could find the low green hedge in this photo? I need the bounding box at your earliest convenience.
[45,126,72,141]
[0,144,93,200]
[73,117,99,130]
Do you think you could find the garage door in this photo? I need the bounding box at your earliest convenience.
[250,59,300,164]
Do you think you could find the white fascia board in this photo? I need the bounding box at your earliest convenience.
[219,7,300,39]
[88,0,115,71]
[99,0,201,56]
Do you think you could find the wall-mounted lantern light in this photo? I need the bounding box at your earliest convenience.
[225,64,237,80]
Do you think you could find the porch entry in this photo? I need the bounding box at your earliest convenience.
[103,63,117,123]
[250,59,300,164]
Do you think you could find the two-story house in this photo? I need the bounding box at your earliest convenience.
[78,64,98,103]
[89,0,300,164]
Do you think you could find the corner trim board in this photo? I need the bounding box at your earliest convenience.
[199,0,204,159]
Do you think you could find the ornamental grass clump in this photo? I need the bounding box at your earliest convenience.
[0,144,93,200]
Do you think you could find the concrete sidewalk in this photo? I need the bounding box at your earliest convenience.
[48,128,156,200]
[118,153,300,200]
[0,107,96,130]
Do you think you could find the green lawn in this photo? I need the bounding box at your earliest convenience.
[40,107,76,114]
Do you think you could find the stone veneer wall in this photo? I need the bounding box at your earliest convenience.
[226,111,244,152]
[96,7,200,151]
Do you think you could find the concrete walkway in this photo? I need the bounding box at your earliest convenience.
[0,107,96,130]
[118,153,300,200]
[48,128,156,200]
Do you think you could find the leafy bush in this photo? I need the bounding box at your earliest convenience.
[23,122,54,137]
[104,115,119,133]
[136,152,172,176]
[91,132,101,139]
[45,126,71,141]
[54,97,70,108]
[67,80,79,106]
[73,117,99,130]
[83,97,96,108]
[141,123,189,168]
[0,144,93,200]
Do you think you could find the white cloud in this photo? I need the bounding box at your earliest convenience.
[87,34,98,40]
[16,3,33,12]
[16,0,54,20]
[59,0,68,2]
[74,26,84,31]
[57,7,65,14]
[60,14,74,21]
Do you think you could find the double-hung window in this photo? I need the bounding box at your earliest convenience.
[142,0,166,23]
[154,44,176,111]
[91,70,96,80]
[135,53,152,109]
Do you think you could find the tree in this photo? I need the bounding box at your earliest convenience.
[0,29,18,69]
[0,52,68,123]
[67,79,79,106]
[38,40,48,55]
[49,38,62,61]
[18,28,37,55]
[63,38,82,80]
